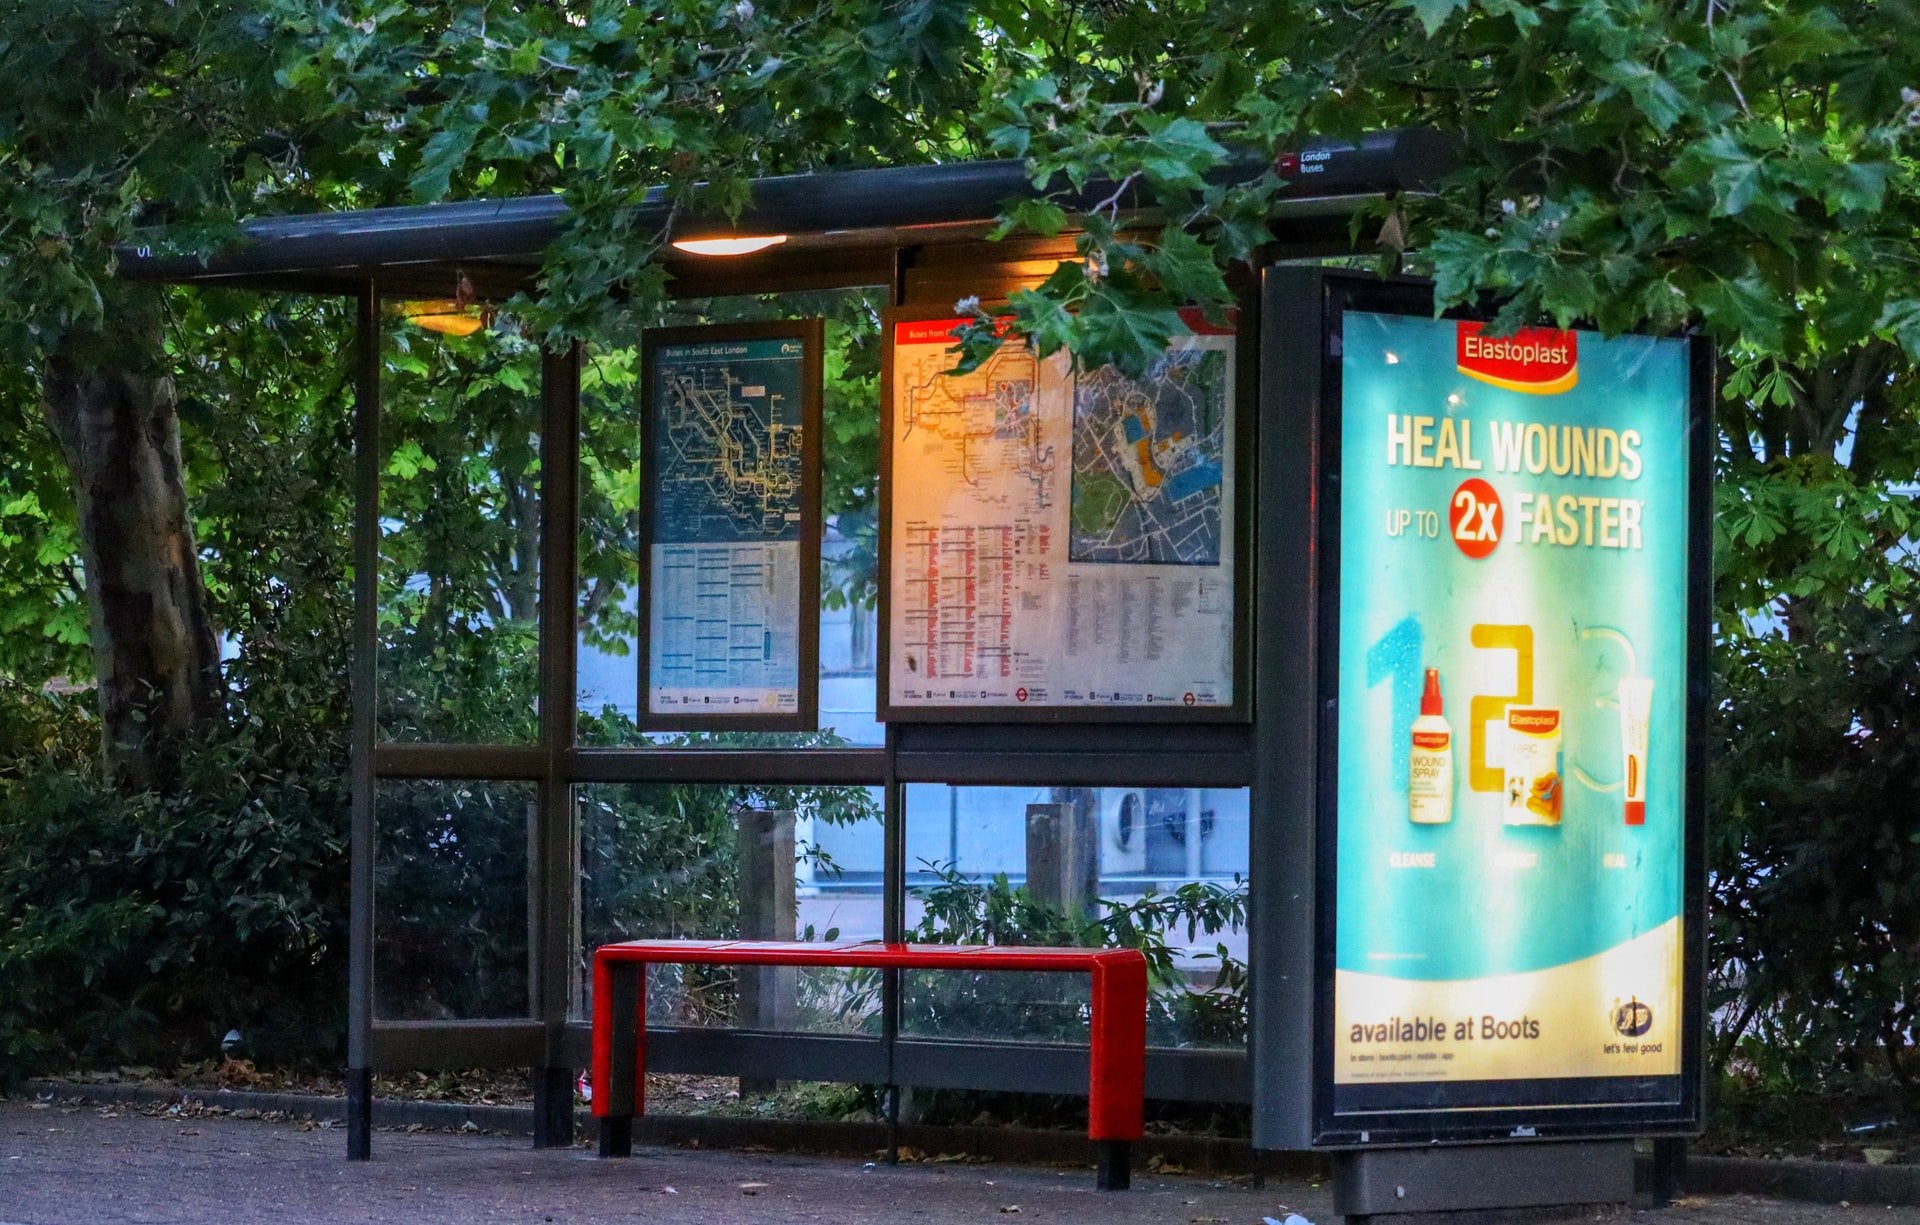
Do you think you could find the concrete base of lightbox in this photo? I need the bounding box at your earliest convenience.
[1333,1138,1635,1221]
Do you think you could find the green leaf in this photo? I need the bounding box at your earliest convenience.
[1399,0,1469,36]
[1076,281,1180,376]
[410,125,479,201]
[992,196,1069,240]
[1828,162,1890,214]
[385,440,436,480]
[1710,154,1765,217]
[1603,60,1689,132]
[509,38,543,76]
[1134,116,1228,192]
[1142,226,1230,308]
[1695,273,1786,351]
[1818,286,1882,352]
[1479,0,1542,33]
[1877,299,1920,360]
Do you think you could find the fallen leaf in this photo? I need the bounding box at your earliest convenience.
[999,1207,1021,1215]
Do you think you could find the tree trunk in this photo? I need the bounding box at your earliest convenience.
[41,301,221,790]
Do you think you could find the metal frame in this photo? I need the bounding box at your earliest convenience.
[346,278,382,1160]
[634,318,824,731]
[1251,268,1711,1150]
[873,301,1255,724]
[344,243,1302,1158]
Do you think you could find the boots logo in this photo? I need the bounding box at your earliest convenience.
[1611,998,1654,1038]
[1457,322,1579,395]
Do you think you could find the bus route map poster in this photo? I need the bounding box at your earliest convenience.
[639,321,821,730]
[882,310,1238,718]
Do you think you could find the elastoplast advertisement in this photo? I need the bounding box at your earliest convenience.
[1331,310,1691,1119]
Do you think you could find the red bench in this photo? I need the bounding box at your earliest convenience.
[591,939,1149,1189]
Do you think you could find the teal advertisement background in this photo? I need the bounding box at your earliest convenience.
[1336,312,1689,982]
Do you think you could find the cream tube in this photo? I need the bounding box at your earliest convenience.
[1619,677,1654,825]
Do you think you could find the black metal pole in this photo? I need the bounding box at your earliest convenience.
[1646,1137,1687,1206]
[532,342,584,1149]
[1247,265,1326,1152]
[879,246,912,1168]
[346,278,382,1160]
[882,744,903,1166]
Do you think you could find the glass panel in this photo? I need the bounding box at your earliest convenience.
[377,313,542,742]
[375,779,533,1020]
[901,784,1249,1049]
[575,287,884,748]
[576,782,885,1031]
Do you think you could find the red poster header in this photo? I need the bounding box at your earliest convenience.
[894,317,973,346]
[895,309,1236,348]
[1456,321,1578,395]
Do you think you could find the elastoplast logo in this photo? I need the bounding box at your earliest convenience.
[1611,998,1654,1038]
[1507,707,1561,736]
[1456,322,1578,394]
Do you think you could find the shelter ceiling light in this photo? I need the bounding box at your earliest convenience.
[671,234,788,257]
[396,298,488,336]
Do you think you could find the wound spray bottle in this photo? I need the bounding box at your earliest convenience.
[1410,668,1454,824]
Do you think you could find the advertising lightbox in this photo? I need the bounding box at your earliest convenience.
[1313,285,1707,1145]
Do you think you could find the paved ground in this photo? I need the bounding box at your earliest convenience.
[0,1098,1908,1224]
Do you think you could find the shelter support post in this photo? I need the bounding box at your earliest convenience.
[345,1067,372,1161]
[347,278,381,1160]
[531,1068,574,1150]
[532,343,583,1149]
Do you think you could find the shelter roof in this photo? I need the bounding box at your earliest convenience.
[115,129,1455,298]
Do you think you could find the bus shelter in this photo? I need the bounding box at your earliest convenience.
[121,126,1708,1218]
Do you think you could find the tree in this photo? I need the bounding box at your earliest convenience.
[0,4,318,785]
[39,296,223,787]
[1,0,1916,1087]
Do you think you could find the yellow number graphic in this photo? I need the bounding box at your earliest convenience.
[1468,624,1534,793]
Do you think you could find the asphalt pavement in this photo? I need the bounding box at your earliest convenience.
[0,1097,1907,1224]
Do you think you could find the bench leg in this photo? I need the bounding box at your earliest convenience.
[1087,958,1146,1190]
[598,1116,633,1158]
[596,960,641,1159]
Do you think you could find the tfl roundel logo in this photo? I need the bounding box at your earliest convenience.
[1457,321,1578,395]
[1611,998,1654,1038]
